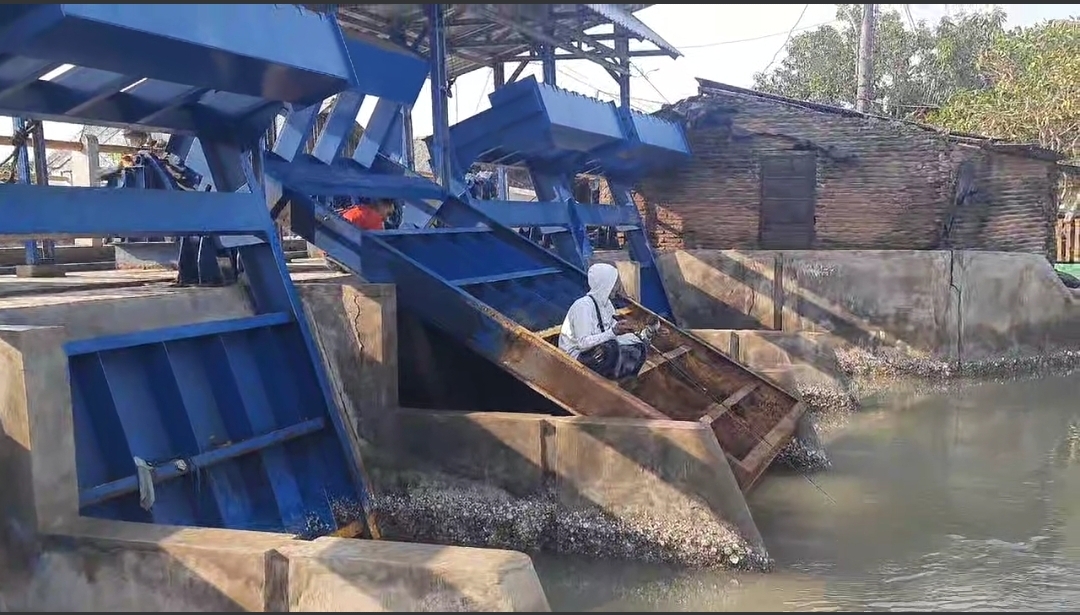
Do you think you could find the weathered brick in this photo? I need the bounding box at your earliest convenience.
[635,85,1063,259]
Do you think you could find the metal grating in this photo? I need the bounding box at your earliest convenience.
[374,228,585,331]
[69,314,361,536]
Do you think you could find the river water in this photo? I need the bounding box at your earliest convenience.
[535,374,1080,611]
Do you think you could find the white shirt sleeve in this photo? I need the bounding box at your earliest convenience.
[567,298,616,351]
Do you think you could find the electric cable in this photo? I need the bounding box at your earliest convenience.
[761,4,810,75]
[678,19,838,50]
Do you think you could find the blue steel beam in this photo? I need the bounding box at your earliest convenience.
[0,3,380,538]
[427,4,453,189]
[0,183,272,238]
[311,91,367,164]
[0,5,362,143]
[343,35,429,107]
[441,76,689,319]
[0,4,358,106]
[263,155,447,201]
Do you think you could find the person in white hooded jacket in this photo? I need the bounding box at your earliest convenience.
[558,263,650,380]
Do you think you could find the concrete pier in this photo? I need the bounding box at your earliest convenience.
[0,269,550,612]
[4,246,1078,609]
[298,281,768,569]
[597,248,1080,385]
[592,248,1080,463]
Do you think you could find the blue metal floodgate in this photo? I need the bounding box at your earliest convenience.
[443,76,691,321]
[68,315,356,536]
[190,6,810,491]
[0,4,376,537]
[356,206,807,492]
[262,84,806,492]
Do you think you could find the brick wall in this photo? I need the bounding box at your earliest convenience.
[636,89,1062,258]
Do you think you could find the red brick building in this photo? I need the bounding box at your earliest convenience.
[634,79,1066,258]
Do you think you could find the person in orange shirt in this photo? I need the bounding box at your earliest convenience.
[325,198,395,273]
[341,198,394,231]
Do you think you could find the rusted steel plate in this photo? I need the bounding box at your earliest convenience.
[535,302,804,493]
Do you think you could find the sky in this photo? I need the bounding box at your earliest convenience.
[1,3,1077,160]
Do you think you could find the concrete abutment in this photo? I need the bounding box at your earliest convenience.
[0,276,550,612]
[3,247,1073,610]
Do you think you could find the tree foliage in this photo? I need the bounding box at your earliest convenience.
[927,18,1080,213]
[927,19,1080,157]
[753,4,1007,118]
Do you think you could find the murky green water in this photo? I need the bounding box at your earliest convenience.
[535,375,1080,611]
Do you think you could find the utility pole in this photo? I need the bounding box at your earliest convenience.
[855,3,876,113]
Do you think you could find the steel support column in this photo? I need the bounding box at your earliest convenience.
[426,3,452,187]
[28,121,56,265]
[388,29,418,173]
[614,27,632,110]
[9,118,40,266]
[540,43,557,85]
[401,104,415,171]
[492,62,509,200]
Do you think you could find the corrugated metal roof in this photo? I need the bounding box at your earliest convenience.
[583,4,680,57]
[333,4,678,79]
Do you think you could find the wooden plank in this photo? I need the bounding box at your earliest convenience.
[736,401,806,491]
[1074,220,1079,262]
[624,344,691,383]
[698,381,760,425]
[1062,219,1070,262]
[1057,221,1064,261]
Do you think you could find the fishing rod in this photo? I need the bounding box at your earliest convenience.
[630,315,837,504]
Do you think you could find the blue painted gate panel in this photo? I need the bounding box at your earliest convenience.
[66,313,358,537]
[0,2,374,538]
[363,228,593,334]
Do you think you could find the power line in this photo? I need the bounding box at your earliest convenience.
[678,19,837,50]
[472,67,493,115]
[630,63,670,105]
[554,68,659,112]
[761,3,810,75]
[562,64,666,106]
[903,4,917,30]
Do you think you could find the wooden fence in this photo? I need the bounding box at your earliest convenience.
[1057,219,1080,262]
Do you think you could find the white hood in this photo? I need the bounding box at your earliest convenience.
[587,263,619,301]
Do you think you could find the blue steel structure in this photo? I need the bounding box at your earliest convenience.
[330,5,687,318]
[253,5,802,492]
[0,2,808,523]
[101,150,236,286]
[441,75,689,319]
[5,117,56,269]
[0,4,377,538]
[265,83,804,492]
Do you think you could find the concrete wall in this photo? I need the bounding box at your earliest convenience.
[637,85,1060,257]
[296,276,769,567]
[0,285,254,339]
[368,409,764,557]
[0,245,113,267]
[0,284,549,612]
[298,282,398,445]
[657,248,1080,362]
[691,329,849,391]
